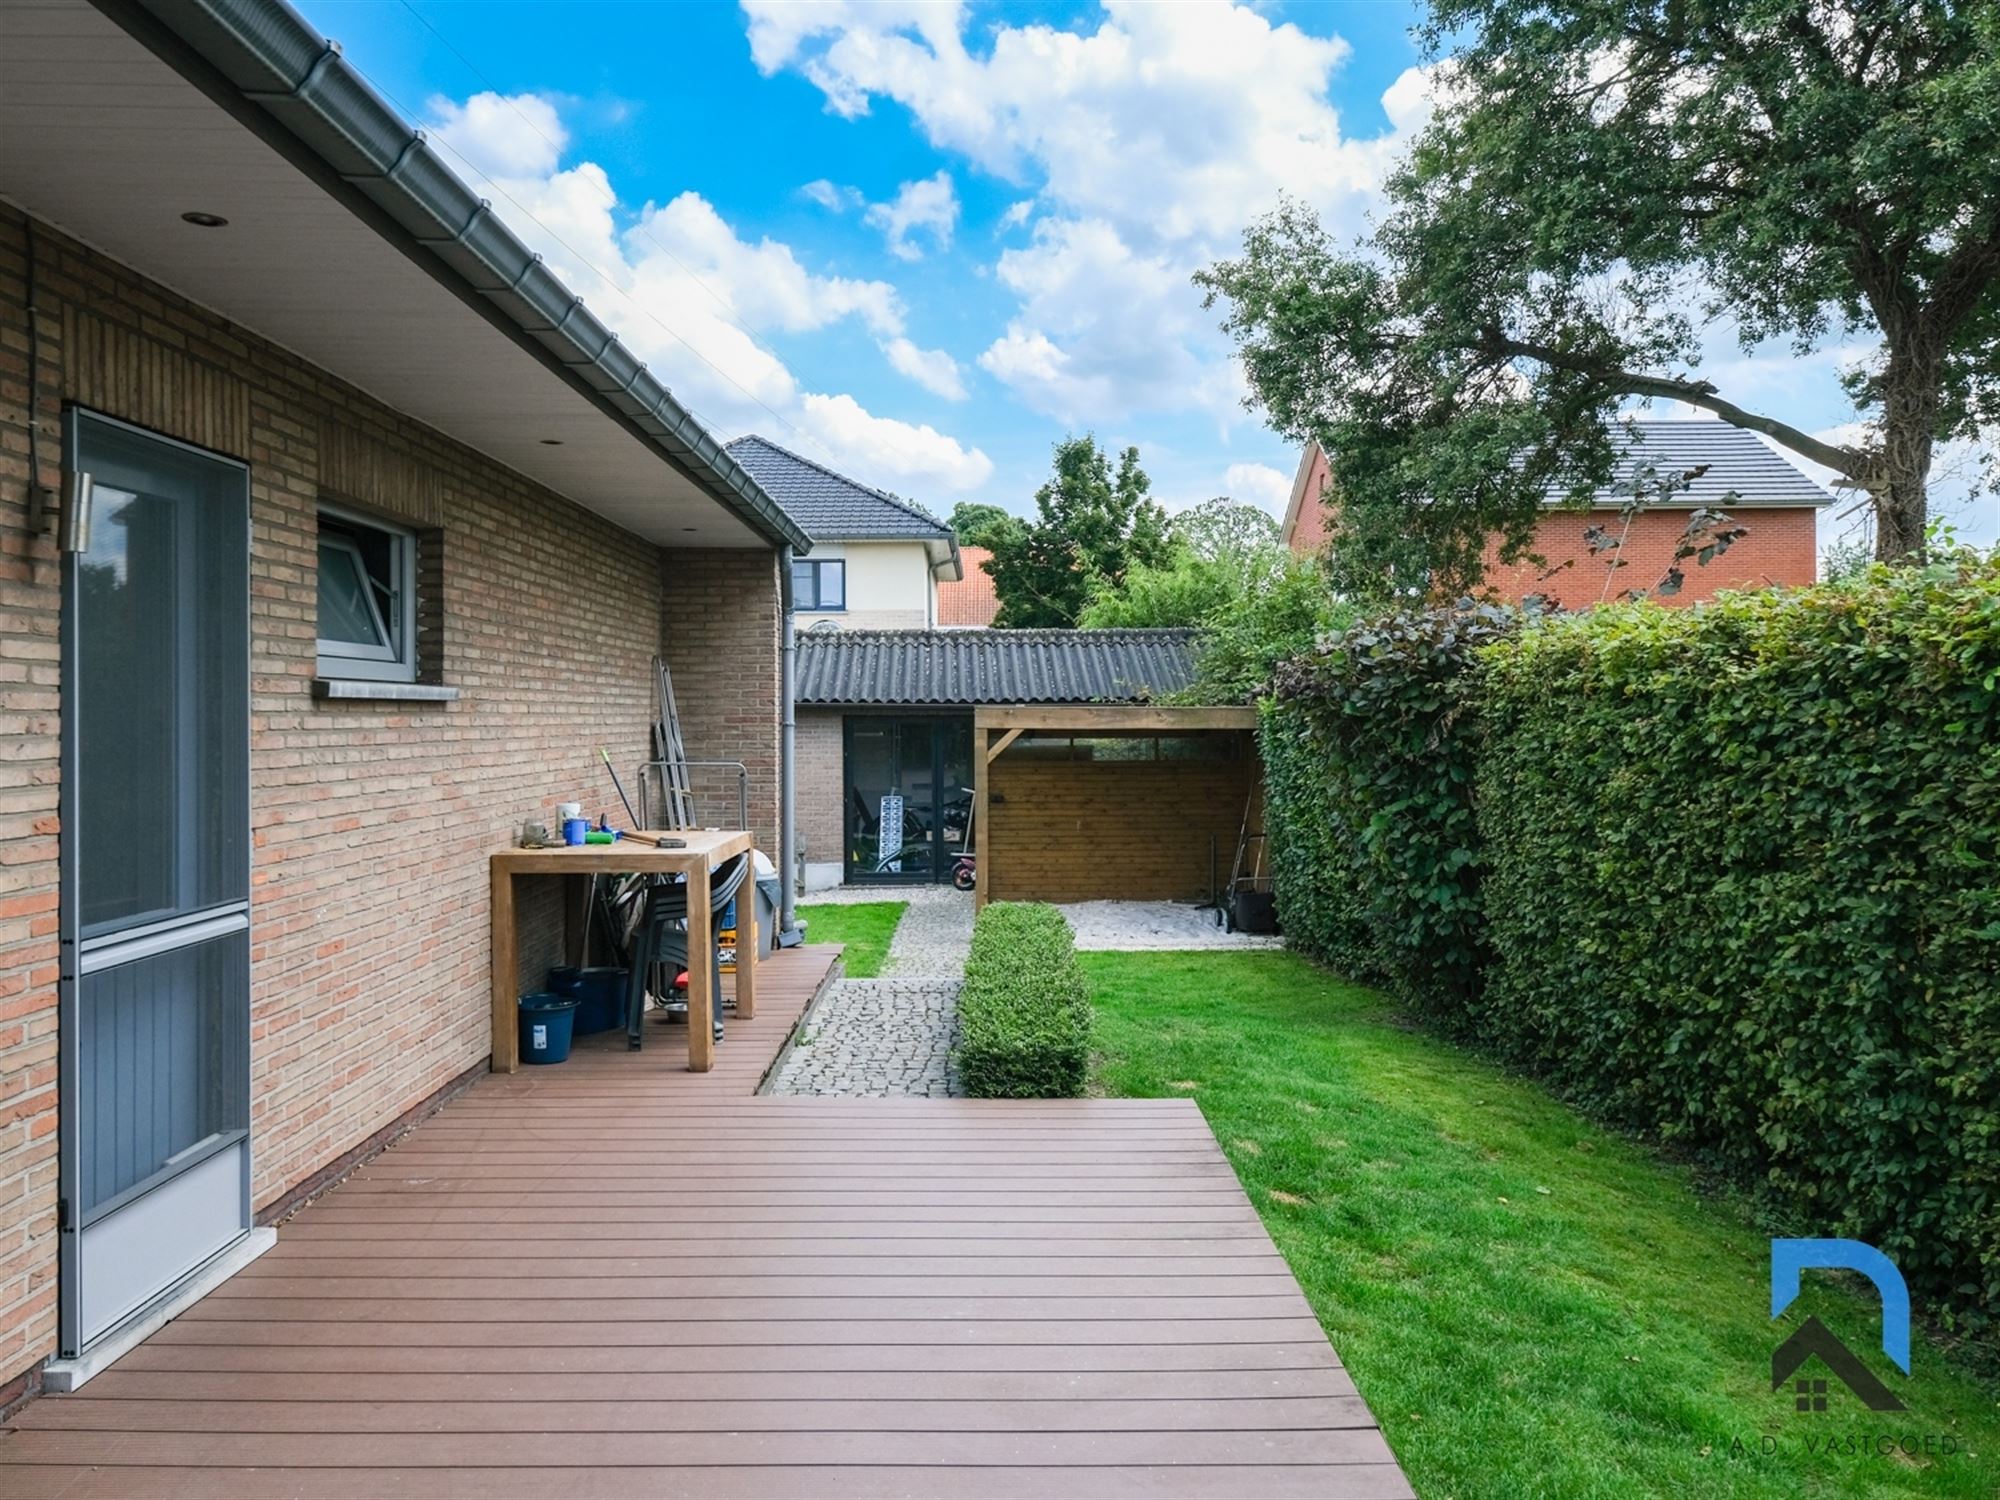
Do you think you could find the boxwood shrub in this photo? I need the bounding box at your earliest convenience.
[955,902,1093,1098]
[1476,561,2000,1326]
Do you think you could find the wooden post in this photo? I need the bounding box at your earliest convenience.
[734,837,757,1020]
[685,856,715,1073]
[489,865,519,1073]
[972,725,990,912]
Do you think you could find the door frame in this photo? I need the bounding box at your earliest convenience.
[841,712,973,885]
[56,406,254,1358]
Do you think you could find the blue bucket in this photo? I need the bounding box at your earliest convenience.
[571,967,628,1036]
[519,992,579,1065]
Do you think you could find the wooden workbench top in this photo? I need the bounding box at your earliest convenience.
[491,828,752,875]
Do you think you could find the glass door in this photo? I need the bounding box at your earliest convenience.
[843,716,973,883]
[58,410,251,1356]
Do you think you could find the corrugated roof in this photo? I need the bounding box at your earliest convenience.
[796,629,1202,706]
[936,545,1000,627]
[726,434,955,541]
[1574,421,1833,508]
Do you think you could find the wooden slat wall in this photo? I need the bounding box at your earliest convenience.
[319,419,446,527]
[61,306,249,455]
[987,744,1257,904]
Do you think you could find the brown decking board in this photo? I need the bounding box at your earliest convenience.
[0,943,1413,1500]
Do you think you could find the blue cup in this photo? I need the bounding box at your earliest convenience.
[562,817,588,846]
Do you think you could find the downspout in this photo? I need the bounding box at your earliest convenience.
[777,546,802,945]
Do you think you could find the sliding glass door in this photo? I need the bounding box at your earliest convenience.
[58,411,251,1356]
[843,716,972,883]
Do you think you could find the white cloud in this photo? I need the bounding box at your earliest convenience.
[1223,461,1292,516]
[865,170,960,260]
[744,1,1435,426]
[799,393,993,490]
[800,178,863,211]
[883,337,968,400]
[418,90,990,494]
[427,90,568,178]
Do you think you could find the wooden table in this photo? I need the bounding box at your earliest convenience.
[489,830,756,1074]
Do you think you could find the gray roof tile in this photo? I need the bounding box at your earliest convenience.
[726,434,955,541]
[1575,421,1833,507]
[797,629,1202,706]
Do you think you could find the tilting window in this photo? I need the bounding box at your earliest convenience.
[317,506,416,682]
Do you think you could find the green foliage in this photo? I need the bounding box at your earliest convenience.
[1476,560,2000,1328]
[987,436,1173,628]
[1198,4,2000,572]
[947,500,1021,552]
[1167,497,1279,560]
[1190,552,1352,704]
[1264,603,1523,1016]
[954,902,1093,1098]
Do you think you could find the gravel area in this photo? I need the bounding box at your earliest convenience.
[1059,899,1285,951]
[765,978,961,1097]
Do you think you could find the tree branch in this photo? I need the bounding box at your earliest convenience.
[1481,331,1870,479]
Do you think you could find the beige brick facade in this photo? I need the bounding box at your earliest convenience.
[0,206,780,1392]
[795,709,846,882]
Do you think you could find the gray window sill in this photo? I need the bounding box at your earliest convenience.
[312,678,460,703]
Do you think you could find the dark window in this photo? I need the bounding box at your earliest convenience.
[792,558,846,610]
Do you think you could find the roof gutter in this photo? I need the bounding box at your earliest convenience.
[108,0,811,552]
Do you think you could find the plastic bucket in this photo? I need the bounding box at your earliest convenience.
[570,967,628,1036]
[518,993,579,1065]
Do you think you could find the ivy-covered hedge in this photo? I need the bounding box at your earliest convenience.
[1264,603,1521,1022]
[1477,563,2000,1325]
[955,902,1093,1098]
[1259,561,2000,1326]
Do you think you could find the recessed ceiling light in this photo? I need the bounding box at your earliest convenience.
[538,438,563,446]
[180,211,229,228]
[682,527,698,533]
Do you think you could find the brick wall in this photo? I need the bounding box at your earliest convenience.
[1480,506,1821,608]
[660,548,781,856]
[795,709,845,875]
[987,740,1257,903]
[0,206,779,1387]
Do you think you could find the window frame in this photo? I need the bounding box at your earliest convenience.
[792,557,847,612]
[315,503,417,684]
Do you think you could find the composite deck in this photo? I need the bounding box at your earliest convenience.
[1,944,1412,1499]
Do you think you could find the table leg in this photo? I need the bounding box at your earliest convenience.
[490,867,518,1073]
[685,858,715,1073]
[734,847,757,1021]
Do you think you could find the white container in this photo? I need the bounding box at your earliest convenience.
[557,801,582,821]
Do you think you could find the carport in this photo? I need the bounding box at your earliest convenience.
[972,705,1262,908]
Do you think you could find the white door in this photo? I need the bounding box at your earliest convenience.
[58,410,251,1355]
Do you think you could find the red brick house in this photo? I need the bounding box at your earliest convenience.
[1281,421,1831,606]
[0,0,809,1397]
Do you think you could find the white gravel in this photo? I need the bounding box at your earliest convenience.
[1059,900,1284,951]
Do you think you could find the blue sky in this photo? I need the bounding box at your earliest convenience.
[307,1,1987,548]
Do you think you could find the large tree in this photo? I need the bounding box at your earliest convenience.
[988,437,1173,627]
[1198,0,1999,588]
[946,501,1022,552]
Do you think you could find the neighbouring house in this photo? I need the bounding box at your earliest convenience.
[937,543,1001,627]
[0,0,809,1397]
[1283,420,1833,607]
[726,435,960,629]
[794,628,1256,902]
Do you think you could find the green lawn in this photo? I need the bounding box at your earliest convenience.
[797,900,905,979]
[1085,951,1998,1500]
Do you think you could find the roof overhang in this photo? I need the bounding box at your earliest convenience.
[925,536,963,582]
[0,0,809,551]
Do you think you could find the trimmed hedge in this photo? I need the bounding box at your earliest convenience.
[1264,603,1521,1019]
[955,902,1093,1098]
[1260,560,2000,1327]
[1477,563,2000,1326]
